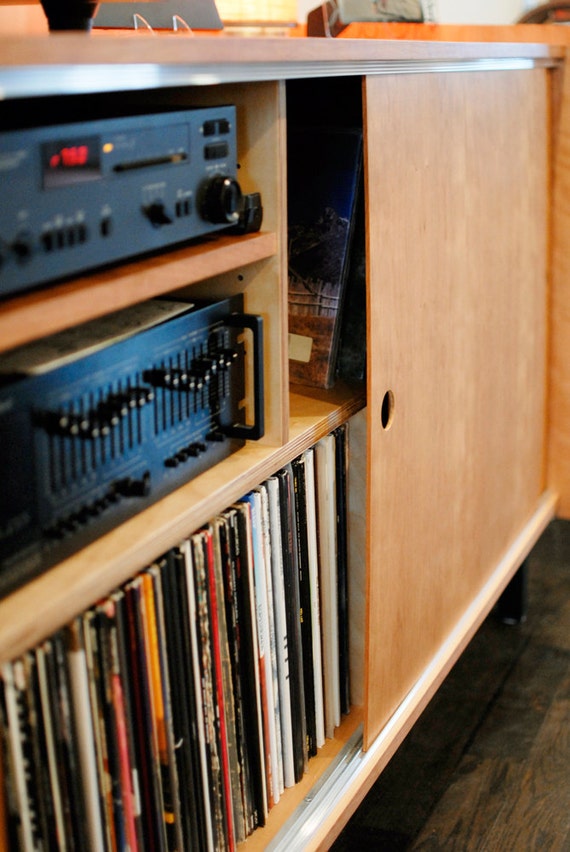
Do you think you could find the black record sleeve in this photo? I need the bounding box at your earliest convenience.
[160,546,208,852]
[334,424,351,715]
[278,466,308,781]
[291,455,317,759]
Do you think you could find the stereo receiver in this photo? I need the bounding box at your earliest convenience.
[0,294,264,597]
[0,106,243,299]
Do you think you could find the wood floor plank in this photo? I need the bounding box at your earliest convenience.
[467,643,570,762]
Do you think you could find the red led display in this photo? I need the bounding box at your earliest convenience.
[42,135,101,188]
[48,145,90,170]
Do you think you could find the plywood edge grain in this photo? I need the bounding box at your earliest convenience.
[548,48,570,518]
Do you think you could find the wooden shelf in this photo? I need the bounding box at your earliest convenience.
[0,230,277,354]
[0,382,364,666]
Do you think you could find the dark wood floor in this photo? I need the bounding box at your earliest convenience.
[332,519,570,851]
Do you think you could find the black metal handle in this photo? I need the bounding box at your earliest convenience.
[224,312,264,440]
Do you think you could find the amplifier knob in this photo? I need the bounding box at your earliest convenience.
[200,175,242,225]
[143,202,173,228]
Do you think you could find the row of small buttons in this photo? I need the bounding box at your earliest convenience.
[175,198,192,218]
[44,487,121,540]
[40,216,113,256]
[44,471,151,540]
[5,220,99,266]
[163,428,226,469]
[164,440,208,468]
[42,222,88,253]
[202,118,231,136]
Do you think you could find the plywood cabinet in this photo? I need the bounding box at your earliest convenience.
[0,32,565,851]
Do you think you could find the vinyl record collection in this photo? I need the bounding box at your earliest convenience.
[0,424,351,851]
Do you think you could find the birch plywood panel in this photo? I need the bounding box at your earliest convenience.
[364,69,549,746]
[549,58,570,518]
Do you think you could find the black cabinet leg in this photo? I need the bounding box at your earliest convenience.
[497,559,528,625]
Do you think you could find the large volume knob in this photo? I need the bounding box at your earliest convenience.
[200,176,242,225]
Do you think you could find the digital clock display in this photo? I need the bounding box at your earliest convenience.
[42,135,102,189]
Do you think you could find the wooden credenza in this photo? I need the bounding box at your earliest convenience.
[0,29,568,851]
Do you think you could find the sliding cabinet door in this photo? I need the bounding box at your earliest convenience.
[364,68,550,746]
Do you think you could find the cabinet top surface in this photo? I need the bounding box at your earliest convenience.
[0,30,561,99]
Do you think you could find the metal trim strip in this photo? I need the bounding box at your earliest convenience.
[0,57,554,100]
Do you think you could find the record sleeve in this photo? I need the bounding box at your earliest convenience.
[291,455,317,758]
[212,515,247,844]
[334,424,351,715]
[46,629,89,848]
[40,633,97,849]
[0,699,12,850]
[265,476,295,789]
[122,576,168,852]
[226,504,267,830]
[83,607,124,850]
[288,126,363,389]
[303,448,326,749]
[278,465,307,781]
[161,548,205,849]
[94,598,139,851]
[315,434,341,737]
[0,658,40,851]
[203,526,235,851]
[218,509,254,837]
[180,539,215,850]
[254,484,284,799]
[28,650,61,848]
[222,510,253,837]
[113,588,152,850]
[191,529,228,850]
[144,565,186,852]
[20,652,59,849]
[240,491,278,811]
[335,178,366,384]
[65,618,107,852]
